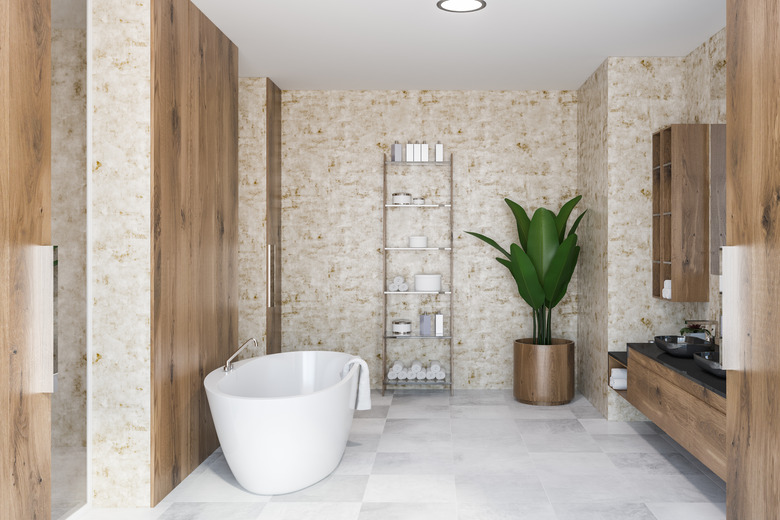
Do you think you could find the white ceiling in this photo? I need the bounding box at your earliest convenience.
[190,0,726,91]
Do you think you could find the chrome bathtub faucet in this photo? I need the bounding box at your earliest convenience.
[224,338,258,372]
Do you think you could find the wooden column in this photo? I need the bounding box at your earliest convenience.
[151,0,238,505]
[0,0,52,518]
[266,79,282,354]
[726,0,780,517]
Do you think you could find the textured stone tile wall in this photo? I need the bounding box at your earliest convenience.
[238,79,268,356]
[51,27,87,451]
[576,28,726,421]
[90,0,151,507]
[280,90,579,389]
[576,60,609,418]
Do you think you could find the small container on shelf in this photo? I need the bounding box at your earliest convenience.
[391,319,412,336]
[409,236,428,248]
[392,192,412,205]
[391,142,403,162]
[413,197,425,205]
[421,142,429,162]
[406,143,414,162]
[435,142,444,162]
[414,274,442,292]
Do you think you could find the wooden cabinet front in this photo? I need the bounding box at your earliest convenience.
[627,349,727,481]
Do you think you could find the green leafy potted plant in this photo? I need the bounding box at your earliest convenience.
[467,195,585,405]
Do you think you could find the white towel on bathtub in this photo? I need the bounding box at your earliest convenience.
[341,357,372,411]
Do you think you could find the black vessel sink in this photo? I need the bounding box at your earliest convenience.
[694,351,727,379]
[654,335,714,358]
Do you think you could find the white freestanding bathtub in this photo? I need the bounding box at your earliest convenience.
[204,350,360,495]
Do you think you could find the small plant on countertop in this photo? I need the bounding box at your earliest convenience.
[466,195,585,345]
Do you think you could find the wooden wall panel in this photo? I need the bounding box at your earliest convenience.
[0,0,52,518]
[726,0,780,517]
[266,79,282,354]
[151,0,238,506]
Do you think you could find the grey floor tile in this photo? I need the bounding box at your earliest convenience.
[453,446,532,475]
[158,503,265,520]
[540,473,640,504]
[333,451,376,475]
[450,389,510,406]
[270,475,368,502]
[383,418,451,436]
[507,405,578,420]
[359,502,457,520]
[451,418,520,441]
[356,405,390,419]
[350,418,386,435]
[530,452,618,478]
[631,474,726,503]
[553,502,657,520]
[160,455,270,503]
[346,434,382,452]
[258,502,361,520]
[451,404,511,418]
[363,474,457,503]
[522,432,602,453]
[386,403,451,419]
[579,418,658,435]
[457,502,557,520]
[592,433,679,454]
[606,451,703,475]
[645,501,726,520]
[372,452,455,474]
[454,473,548,504]
[515,418,587,435]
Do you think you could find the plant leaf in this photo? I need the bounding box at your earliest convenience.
[505,198,530,250]
[549,245,579,309]
[543,234,578,307]
[555,195,582,242]
[497,244,545,309]
[526,208,559,284]
[567,210,587,239]
[465,231,510,259]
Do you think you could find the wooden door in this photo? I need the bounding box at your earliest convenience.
[0,0,52,518]
[266,79,282,354]
[726,0,780,517]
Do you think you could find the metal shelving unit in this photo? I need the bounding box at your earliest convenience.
[381,153,454,395]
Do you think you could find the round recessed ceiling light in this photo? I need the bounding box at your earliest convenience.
[436,0,486,13]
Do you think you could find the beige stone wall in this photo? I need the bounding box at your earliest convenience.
[280,90,579,388]
[576,60,609,418]
[238,79,268,356]
[576,28,726,421]
[90,0,151,507]
[51,27,87,450]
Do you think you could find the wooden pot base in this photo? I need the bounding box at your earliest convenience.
[513,339,574,406]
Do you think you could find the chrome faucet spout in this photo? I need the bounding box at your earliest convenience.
[224,338,258,372]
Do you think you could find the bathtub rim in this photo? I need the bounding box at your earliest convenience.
[204,350,361,402]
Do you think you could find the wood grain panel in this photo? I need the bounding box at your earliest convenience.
[0,0,52,517]
[151,0,238,505]
[513,339,574,406]
[670,124,709,301]
[726,0,780,517]
[627,350,727,480]
[266,79,282,354]
[709,124,726,274]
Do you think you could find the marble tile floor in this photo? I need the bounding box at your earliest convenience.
[77,390,726,520]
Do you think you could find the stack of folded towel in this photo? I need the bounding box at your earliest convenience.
[610,368,627,390]
[387,359,447,381]
[662,279,672,299]
[388,276,409,292]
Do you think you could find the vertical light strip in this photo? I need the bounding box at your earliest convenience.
[721,245,743,370]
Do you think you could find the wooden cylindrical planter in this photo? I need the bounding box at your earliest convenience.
[513,338,574,405]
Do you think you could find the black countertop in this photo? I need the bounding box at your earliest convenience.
[626,343,727,399]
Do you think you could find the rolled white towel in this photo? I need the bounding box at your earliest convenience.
[388,283,399,292]
[416,371,427,380]
[410,360,422,373]
[429,360,442,373]
[393,276,405,286]
[662,288,671,299]
[387,371,398,380]
[397,370,408,380]
[398,283,409,292]
[391,360,404,372]
[426,370,436,380]
[435,371,446,381]
[610,378,627,391]
[663,279,671,290]
[610,368,627,379]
